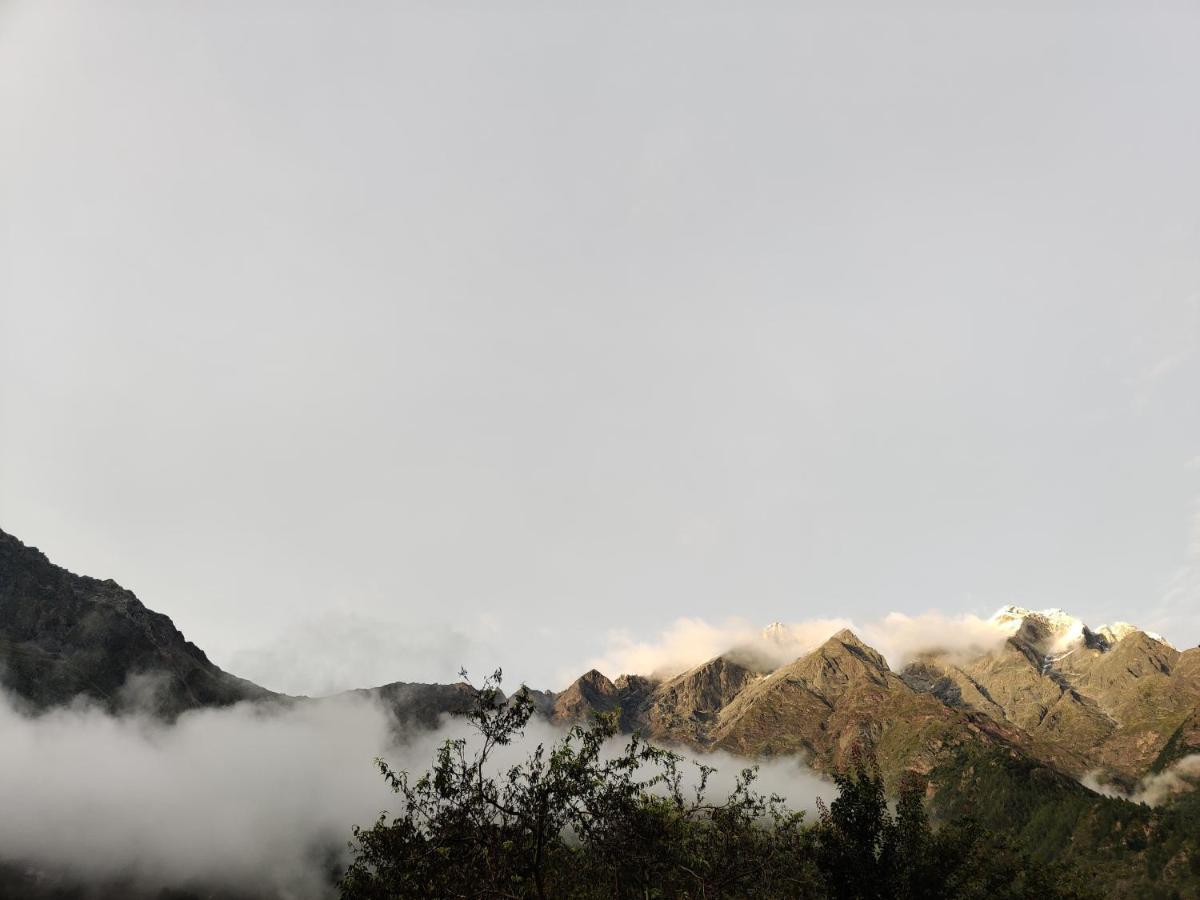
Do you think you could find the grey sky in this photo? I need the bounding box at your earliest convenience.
[2,0,1198,693]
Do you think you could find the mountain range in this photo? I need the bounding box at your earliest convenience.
[3,526,1199,897]
[3,526,1197,785]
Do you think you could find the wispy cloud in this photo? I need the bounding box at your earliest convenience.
[1082,755,1200,807]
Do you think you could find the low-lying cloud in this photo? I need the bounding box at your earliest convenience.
[0,690,394,897]
[586,610,1015,680]
[0,687,833,898]
[1083,755,1200,807]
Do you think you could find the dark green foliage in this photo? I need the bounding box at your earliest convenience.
[813,755,948,900]
[341,670,822,898]
[928,745,1200,898]
[341,670,1097,899]
[812,751,1096,900]
[1151,717,1197,773]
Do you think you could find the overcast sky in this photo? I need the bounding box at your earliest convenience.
[2,0,1198,693]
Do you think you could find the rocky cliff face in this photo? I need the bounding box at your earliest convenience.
[0,528,274,716]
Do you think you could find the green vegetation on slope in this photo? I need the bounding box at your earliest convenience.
[929,745,1200,899]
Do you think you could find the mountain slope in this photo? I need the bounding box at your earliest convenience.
[0,528,537,729]
[0,528,274,715]
[705,629,1034,782]
[550,669,654,731]
[900,607,1200,781]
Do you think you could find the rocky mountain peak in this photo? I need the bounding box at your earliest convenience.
[827,626,865,645]
[576,668,616,690]
[549,669,620,723]
[818,628,889,670]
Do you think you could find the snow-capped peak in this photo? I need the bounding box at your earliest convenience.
[989,606,1175,654]
[990,605,1085,639]
[1097,622,1139,644]
[990,606,1090,654]
[761,622,790,643]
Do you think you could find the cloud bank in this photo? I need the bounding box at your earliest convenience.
[586,610,1016,680]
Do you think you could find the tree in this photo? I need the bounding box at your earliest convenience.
[340,669,821,899]
[341,671,1095,899]
[812,747,940,899]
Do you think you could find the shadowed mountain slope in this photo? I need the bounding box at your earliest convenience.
[0,528,274,716]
